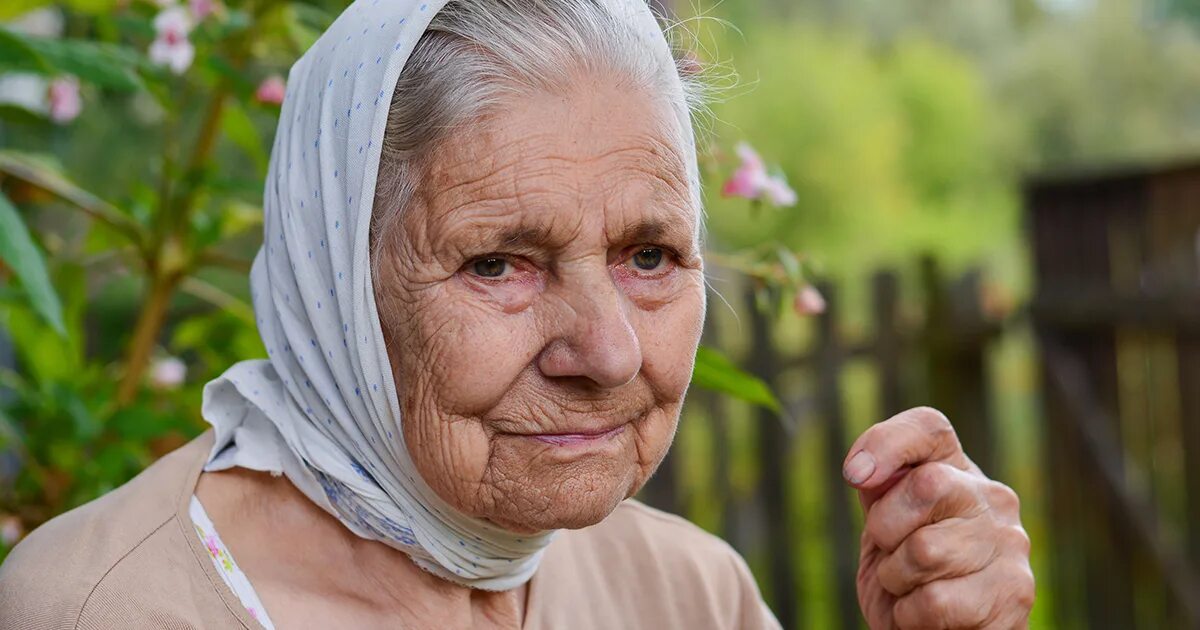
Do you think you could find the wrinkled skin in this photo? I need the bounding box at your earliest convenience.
[845,407,1035,629]
[373,78,704,533]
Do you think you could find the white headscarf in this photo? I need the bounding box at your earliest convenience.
[199,0,688,592]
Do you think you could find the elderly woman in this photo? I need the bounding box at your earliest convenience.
[0,0,1033,628]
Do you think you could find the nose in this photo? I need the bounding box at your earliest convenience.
[536,271,642,389]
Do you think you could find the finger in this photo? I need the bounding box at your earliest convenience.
[892,558,1035,630]
[843,406,971,491]
[864,462,986,552]
[876,516,1030,596]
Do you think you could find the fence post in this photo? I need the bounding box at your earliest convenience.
[920,257,996,476]
[744,286,798,630]
[814,281,866,629]
[1180,335,1200,576]
[872,270,905,417]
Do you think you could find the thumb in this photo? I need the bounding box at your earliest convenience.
[855,466,910,513]
[843,407,963,490]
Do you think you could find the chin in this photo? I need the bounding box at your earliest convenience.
[487,474,636,532]
[479,444,649,532]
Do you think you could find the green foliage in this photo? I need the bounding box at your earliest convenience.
[695,21,1019,286]
[692,346,781,413]
[0,190,63,335]
[0,28,145,91]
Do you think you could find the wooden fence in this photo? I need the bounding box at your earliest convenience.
[1028,160,1200,630]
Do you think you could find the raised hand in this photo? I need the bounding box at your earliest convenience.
[843,407,1034,629]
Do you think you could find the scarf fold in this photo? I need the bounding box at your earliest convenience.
[200,0,687,591]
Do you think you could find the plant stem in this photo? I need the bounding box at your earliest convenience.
[115,271,180,406]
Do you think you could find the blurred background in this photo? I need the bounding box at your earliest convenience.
[1,0,1198,627]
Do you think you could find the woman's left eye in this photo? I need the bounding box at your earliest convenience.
[628,247,668,272]
[471,257,510,278]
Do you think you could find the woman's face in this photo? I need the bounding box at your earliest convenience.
[373,75,704,533]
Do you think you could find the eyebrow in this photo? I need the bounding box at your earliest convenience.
[490,217,692,252]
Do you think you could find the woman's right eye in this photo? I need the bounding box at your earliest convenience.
[471,257,510,278]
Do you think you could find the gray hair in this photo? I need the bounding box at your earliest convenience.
[369,0,709,277]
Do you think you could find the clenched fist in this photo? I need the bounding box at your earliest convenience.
[844,407,1034,629]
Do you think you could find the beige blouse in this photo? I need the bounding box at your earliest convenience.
[0,431,780,629]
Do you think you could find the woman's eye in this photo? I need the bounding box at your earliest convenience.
[630,247,666,272]
[472,257,510,278]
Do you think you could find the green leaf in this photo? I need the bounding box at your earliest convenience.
[220,101,267,175]
[26,38,144,92]
[0,28,143,92]
[0,191,65,336]
[691,345,781,413]
[0,0,54,21]
[0,103,52,126]
[0,26,50,72]
[0,0,120,19]
[0,150,144,246]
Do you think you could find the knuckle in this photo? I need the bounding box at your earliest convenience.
[912,405,953,433]
[986,480,1022,515]
[906,527,945,571]
[919,580,957,620]
[875,554,909,596]
[1000,524,1032,557]
[864,512,894,553]
[1007,560,1037,610]
[909,462,955,505]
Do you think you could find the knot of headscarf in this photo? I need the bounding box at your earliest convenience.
[198,0,687,590]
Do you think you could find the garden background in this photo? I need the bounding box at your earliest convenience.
[3,0,1200,627]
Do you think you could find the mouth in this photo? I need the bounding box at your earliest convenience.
[526,424,627,447]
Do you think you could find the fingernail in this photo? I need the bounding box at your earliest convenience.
[844,450,876,484]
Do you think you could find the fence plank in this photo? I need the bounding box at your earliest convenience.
[814,282,865,629]
[920,257,996,476]
[745,287,799,629]
[1180,335,1200,579]
[871,271,904,417]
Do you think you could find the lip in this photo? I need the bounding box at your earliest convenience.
[526,424,627,447]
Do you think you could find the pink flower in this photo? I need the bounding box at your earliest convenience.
[721,142,769,199]
[793,285,826,317]
[0,515,23,547]
[46,76,81,124]
[720,142,797,208]
[254,75,286,106]
[189,0,215,20]
[761,174,797,207]
[149,356,187,389]
[149,7,195,75]
[203,534,220,557]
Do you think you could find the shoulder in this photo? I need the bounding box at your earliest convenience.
[536,499,780,629]
[0,432,216,629]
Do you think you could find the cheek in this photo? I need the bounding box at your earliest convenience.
[401,286,541,415]
[632,274,705,399]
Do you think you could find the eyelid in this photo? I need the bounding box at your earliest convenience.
[620,244,678,275]
[464,254,511,278]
